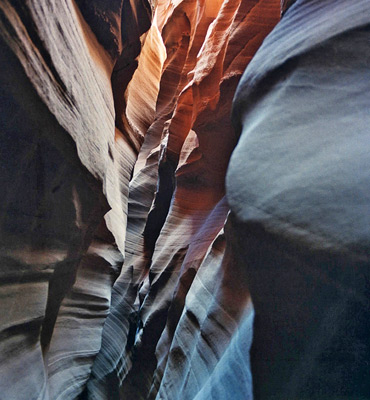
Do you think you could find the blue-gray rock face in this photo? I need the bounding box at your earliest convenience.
[1,0,369,399]
[228,0,370,398]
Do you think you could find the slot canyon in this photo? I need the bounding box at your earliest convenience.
[0,0,369,399]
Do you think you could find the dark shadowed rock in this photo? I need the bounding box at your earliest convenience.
[229,0,370,398]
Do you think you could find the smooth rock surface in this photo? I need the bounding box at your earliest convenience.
[3,0,368,399]
[229,0,370,398]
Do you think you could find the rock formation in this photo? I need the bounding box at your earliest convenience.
[0,0,369,399]
[230,1,370,398]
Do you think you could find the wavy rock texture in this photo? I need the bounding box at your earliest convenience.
[0,0,152,398]
[0,0,279,399]
[230,0,370,398]
[87,1,280,399]
[4,0,368,400]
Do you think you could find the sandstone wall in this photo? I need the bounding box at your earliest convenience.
[1,0,368,399]
[0,0,278,398]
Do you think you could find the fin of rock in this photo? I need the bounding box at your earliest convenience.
[6,2,368,400]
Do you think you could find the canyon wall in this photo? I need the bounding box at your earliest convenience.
[0,0,369,399]
[229,1,370,397]
[0,1,279,398]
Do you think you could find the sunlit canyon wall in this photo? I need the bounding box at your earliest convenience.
[0,0,369,399]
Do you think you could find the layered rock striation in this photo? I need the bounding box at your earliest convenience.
[0,0,279,398]
[1,0,369,399]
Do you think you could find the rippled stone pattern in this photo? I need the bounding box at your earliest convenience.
[87,1,280,399]
[3,0,368,399]
[0,0,279,398]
